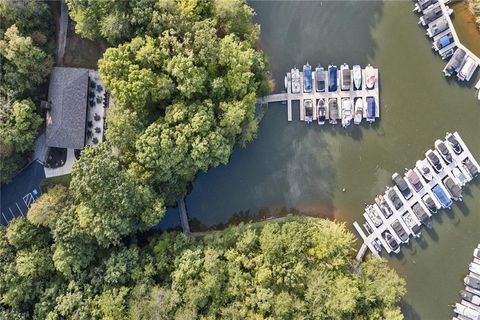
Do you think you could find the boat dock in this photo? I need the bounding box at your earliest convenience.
[354,132,480,260]
[451,244,480,319]
[257,65,380,123]
[415,0,480,88]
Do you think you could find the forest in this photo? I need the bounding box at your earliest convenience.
[0,0,406,319]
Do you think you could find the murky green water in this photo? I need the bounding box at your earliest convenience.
[184,1,480,319]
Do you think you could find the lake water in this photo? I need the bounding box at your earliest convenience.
[178,1,480,319]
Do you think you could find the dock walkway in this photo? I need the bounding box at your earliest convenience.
[178,198,191,233]
[354,132,480,260]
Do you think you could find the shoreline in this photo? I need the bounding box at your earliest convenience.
[464,0,480,31]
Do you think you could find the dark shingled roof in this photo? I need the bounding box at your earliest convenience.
[46,67,88,149]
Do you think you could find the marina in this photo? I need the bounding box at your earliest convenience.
[414,0,480,97]
[258,64,380,124]
[354,132,480,259]
[452,244,480,320]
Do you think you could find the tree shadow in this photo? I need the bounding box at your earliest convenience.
[401,300,422,320]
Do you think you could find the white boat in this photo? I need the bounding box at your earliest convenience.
[291,68,301,94]
[353,65,362,90]
[317,99,327,125]
[365,205,383,227]
[304,99,313,124]
[453,167,468,186]
[470,262,480,276]
[365,64,376,89]
[416,160,433,182]
[454,303,480,320]
[353,98,363,125]
[341,98,352,128]
[402,211,421,238]
[340,63,351,91]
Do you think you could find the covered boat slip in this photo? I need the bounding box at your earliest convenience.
[266,66,380,122]
[354,132,480,260]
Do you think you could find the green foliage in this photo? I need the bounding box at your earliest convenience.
[0,25,53,97]
[27,185,69,229]
[70,144,165,246]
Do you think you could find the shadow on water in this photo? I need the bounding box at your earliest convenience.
[401,301,421,320]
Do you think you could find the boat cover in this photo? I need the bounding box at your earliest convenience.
[447,135,462,153]
[393,174,411,198]
[432,184,452,208]
[387,189,403,210]
[423,195,436,211]
[407,171,422,191]
[392,220,408,242]
[366,97,375,119]
[303,66,312,92]
[412,203,430,226]
[439,35,451,49]
[328,67,337,91]
[443,177,461,198]
[464,158,479,177]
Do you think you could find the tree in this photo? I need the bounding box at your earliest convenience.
[0,25,53,96]
[70,144,165,246]
[27,185,69,229]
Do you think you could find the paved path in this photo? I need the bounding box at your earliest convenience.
[56,0,68,66]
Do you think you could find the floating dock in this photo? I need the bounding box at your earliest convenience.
[257,64,380,123]
[451,244,480,319]
[415,0,480,86]
[354,132,480,260]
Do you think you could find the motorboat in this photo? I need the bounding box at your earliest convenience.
[461,290,480,306]
[432,184,453,209]
[365,64,376,89]
[412,202,432,228]
[433,34,453,51]
[315,66,325,92]
[372,239,382,253]
[352,65,362,90]
[304,99,313,124]
[392,173,412,200]
[463,158,479,178]
[402,211,421,237]
[328,65,338,92]
[291,68,301,94]
[366,96,376,123]
[329,98,338,124]
[365,205,383,227]
[443,176,462,201]
[466,276,480,290]
[470,262,480,276]
[406,169,423,192]
[353,98,363,125]
[454,303,480,320]
[422,194,438,214]
[386,187,403,210]
[363,222,374,235]
[452,167,469,186]
[426,149,443,173]
[317,99,327,125]
[446,132,462,154]
[435,140,453,164]
[375,194,393,219]
[303,63,312,93]
[341,98,353,128]
[340,63,351,91]
[391,220,409,243]
[475,248,480,259]
[383,231,400,254]
[416,160,433,182]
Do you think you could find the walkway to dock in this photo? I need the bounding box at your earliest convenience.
[178,198,191,233]
[258,66,380,122]
[354,132,480,260]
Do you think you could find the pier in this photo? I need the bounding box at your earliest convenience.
[354,132,480,260]
[415,0,480,93]
[451,244,480,319]
[178,198,191,233]
[257,65,380,122]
